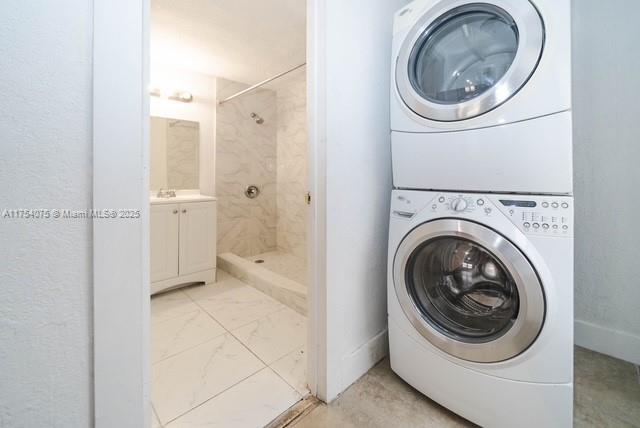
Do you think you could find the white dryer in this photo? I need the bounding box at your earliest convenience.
[388,189,573,427]
[390,0,572,194]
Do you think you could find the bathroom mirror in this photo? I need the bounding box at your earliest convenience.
[150,116,200,190]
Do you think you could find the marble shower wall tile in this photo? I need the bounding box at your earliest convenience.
[276,69,307,260]
[216,78,278,257]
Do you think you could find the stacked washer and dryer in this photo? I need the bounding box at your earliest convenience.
[387,0,573,427]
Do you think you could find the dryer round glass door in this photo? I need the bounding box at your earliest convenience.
[393,219,545,363]
[395,0,544,121]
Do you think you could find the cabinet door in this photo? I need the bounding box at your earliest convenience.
[150,204,180,282]
[179,201,216,275]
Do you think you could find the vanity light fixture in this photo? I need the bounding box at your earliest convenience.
[149,86,193,103]
[168,91,193,103]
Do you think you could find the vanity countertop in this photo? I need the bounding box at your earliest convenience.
[150,190,217,205]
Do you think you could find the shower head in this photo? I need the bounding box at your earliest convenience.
[250,112,264,125]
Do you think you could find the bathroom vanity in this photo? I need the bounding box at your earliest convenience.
[150,192,217,295]
[149,116,216,295]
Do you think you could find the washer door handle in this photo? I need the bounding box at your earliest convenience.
[393,210,416,219]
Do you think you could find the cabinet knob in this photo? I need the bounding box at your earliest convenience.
[182,209,187,214]
[173,209,178,214]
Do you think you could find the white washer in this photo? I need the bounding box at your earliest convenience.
[390,0,572,194]
[388,189,573,427]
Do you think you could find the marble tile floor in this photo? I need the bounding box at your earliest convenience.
[247,250,308,286]
[150,270,309,427]
[290,348,640,428]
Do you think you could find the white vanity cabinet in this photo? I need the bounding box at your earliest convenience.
[150,203,180,282]
[150,196,216,295]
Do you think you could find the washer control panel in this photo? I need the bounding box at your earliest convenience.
[428,194,496,216]
[496,196,574,237]
[392,192,573,238]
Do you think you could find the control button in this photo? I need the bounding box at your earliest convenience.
[451,198,468,212]
[484,207,492,214]
[509,209,515,216]
[561,202,569,209]
[563,225,569,230]
[551,202,559,208]
[438,196,445,203]
[523,222,531,228]
[477,199,485,206]
[431,204,437,210]
[553,224,559,230]
[542,202,549,208]
[533,223,540,229]
[542,223,549,229]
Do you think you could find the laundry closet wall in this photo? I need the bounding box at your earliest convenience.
[310,0,411,401]
[573,0,640,364]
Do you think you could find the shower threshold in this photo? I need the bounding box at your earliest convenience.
[217,251,307,315]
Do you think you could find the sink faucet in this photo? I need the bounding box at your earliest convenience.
[157,188,176,198]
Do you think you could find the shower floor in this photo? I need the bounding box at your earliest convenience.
[246,251,307,285]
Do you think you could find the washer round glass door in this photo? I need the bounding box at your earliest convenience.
[393,219,545,362]
[396,0,544,121]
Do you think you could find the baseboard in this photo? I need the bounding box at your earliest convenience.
[339,329,389,394]
[575,319,640,365]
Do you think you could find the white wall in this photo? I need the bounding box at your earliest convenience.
[0,1,93,426]
[573,0,640,364]
[310,0,409,401]
[150,67,216,196]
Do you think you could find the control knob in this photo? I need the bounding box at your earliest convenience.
[451,198,468,212]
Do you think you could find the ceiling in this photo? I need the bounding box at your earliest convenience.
[151,0,306,85]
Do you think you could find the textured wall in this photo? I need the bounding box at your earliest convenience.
[0,1,93,426]
[216,78,278,256]
[573,0,640,364]
[276,69,308,260]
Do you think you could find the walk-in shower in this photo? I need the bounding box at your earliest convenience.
[215,65,308,314]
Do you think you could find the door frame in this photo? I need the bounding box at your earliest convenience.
[93,1,325,426]
[93,1,150,427]
[305,0,326,400]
